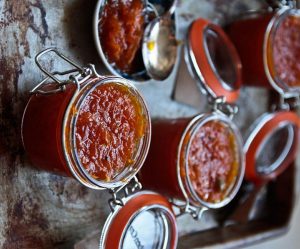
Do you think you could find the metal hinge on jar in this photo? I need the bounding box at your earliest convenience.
[266,0,297,9]
[171,199,207,220]
[272,92,300,111]
[108,176,142,212]
[30,48,100,95]
[208,96,239,119]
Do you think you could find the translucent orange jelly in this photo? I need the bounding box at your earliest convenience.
[99,0,145,73]
[75,83,146,181]
[187,121,238,203]
[271,15,300,87]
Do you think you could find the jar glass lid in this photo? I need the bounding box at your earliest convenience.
[204,28,239,91]
[265,8,300,93]
[244,111,300,182]
[100,191,178,249]
[187,18,242,103]
[256,122,296,175]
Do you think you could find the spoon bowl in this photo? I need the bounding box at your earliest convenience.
[142,0,178,81]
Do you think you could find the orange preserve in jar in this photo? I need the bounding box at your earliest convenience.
[22,50,151,189]
[139,114,244,209]
[186,120,239,203]
[99,0,145,73]
[227,8,300,92]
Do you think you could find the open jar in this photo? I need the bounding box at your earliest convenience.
[22,49,178,249]
[139,113,245,217]
[226,3,300,93]
[21,48,151,190]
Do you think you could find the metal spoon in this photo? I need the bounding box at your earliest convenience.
[142,0,177,81]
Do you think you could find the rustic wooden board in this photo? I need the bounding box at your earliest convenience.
[0,0,298,248]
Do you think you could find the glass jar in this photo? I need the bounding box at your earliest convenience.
[139,112,245,216]
[21,48,151,190]
[227,6,300,94]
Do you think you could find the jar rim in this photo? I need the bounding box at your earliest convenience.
[100,191,178,249]
[187,18,242,103]
[177,113,245,209]
[244,111,300,183]
[62,76,151,189]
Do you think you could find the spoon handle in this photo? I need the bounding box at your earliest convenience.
[167,0,177,16]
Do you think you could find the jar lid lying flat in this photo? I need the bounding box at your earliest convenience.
[100,191,178,249]
[187,18,242,103]
[265,7,300,94]
[244,111,300,184]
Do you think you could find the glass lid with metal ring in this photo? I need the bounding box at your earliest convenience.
[244,111,300,184]
[100,188,178,249]
[186,18,242,103]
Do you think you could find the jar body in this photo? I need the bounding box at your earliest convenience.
[140,114,244,208]
[139,118,189,200]
[226,13,273,88]
[22,77,151,189]
[22,84,76,176]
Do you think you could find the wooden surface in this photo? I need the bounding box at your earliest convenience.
[0,0,297,248]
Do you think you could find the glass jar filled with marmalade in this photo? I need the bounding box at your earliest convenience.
[226,3,300,94]
[22,49,151,190]
[139,113,245,216]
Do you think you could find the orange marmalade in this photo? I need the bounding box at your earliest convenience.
[99,0,145,73]
[187,120,238,203]
[272,14,300,87]
[75,83,146,181]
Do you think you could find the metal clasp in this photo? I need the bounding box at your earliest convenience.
[266,0,296,9]
[272,92,300,111]
[108,177,142,212]
[172,199,207,220]
[208,96,239,119]
[31,48,100,95]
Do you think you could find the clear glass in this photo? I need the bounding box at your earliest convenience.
[256,123,296,175]
[122,207,171,249]
[204,28,238,90]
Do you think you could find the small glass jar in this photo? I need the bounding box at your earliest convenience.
[139,113,245,215]
[227,5,300,93]
[21,49,151,190]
